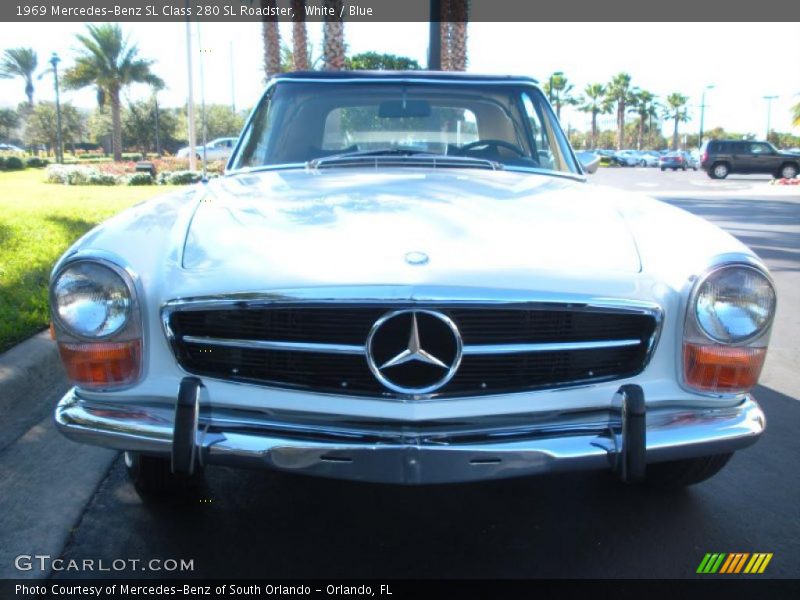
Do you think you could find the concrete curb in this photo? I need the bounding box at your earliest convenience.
[0,330,66,416]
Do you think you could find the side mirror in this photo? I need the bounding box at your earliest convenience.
[576,151,600,174]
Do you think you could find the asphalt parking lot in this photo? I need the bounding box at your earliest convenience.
[1,167,798,580]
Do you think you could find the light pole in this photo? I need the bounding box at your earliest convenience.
[50,52,63,164]
[698,84,714,148]
[763,95,778,141]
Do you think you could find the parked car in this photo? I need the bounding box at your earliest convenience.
[0,143,25,153]
[700,139,800,179]
[612,149,641,166]
[640,151,660,167]
[176,137,238,162]
[659,151,696,171]
[52,72,775,495]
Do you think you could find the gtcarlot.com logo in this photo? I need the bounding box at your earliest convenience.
[697,552,773,574]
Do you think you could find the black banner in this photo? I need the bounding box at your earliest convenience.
[0,0,794,22]
[2,579,800,600]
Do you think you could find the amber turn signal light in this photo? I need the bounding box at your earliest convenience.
[683,343,766,393]
[58,340,141,389]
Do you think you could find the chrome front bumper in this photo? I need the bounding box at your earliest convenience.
[54,385,765,485]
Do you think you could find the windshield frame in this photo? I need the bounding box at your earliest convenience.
[226,76,584,180]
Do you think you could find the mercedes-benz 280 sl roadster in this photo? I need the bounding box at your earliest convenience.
[52,72,774,493]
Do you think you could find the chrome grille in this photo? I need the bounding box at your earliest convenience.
[165,302,659,398]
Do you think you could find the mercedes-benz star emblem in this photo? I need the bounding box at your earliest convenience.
[366,309,463,395]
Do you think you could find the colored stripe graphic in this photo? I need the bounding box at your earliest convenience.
[744,553,773,574]
[699,552,772,575]
[697,553,726,574]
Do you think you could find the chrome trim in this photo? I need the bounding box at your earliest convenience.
[686,261,777,347]
[461,339,642,355]
[183,336,365,355]
[365,309,464,395]
[681,256,777,397]
[55,389,765,485]
[49,250,146,391]
[161,288,664,400]
[182,335,642,357]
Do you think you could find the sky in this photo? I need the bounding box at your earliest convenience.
[0,21,798,138]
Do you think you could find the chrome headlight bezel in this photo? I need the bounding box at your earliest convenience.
[50,258,140,342]
[687,262,776,347]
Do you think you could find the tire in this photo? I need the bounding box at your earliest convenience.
[124,451,204,496]
[779,163,798,179]
[640,160,646,167]
[660,167,665,172]
[645,453,733,489]
[682,165,687,171]
[710,162,729,179]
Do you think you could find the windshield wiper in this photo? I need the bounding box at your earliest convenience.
[307,149,502,171]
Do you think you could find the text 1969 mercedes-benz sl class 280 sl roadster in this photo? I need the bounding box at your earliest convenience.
[51,72,775,494]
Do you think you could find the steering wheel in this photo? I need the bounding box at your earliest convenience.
[458,139,527,157]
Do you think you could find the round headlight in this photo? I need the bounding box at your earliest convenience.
[695,265,775,343]
[53,262,132,338]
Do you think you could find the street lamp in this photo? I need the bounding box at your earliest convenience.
[763,95,778,141]
[698,84,714,148]
[49,52,63,164]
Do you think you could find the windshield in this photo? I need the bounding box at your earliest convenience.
[229,80,580,175]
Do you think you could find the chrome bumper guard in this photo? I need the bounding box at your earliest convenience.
[54,379,765,485]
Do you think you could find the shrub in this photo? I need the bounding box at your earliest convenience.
[46,164,100,185]
[25,156,49,168]
[127,172,154,186]
[86,172,119,186]
[165,170,203,185]
[3,156,24,170]
[0,156,6,170]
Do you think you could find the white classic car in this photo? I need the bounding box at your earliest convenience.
[52,72,774,494]
[176,136,238,161]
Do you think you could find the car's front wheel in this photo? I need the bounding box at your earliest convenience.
[660,167,665,172]
[779,163,798,179]
[645,453,733,488]
[124,451,204,495]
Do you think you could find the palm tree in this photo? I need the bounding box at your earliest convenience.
[631,89,656,150]
[0,47,38,107]
[544,73,577,120]
[291,0,309,70]
[449,0,469,71]
[578,83,608,149]
[261,0,281,78]
[664,93,690,150]
[63,24,162,161]
[606,72,633,150]
[323,0,345,70]
[793,101,800,128]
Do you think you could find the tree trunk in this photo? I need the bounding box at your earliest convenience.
[25,80,34,107]
[261,0,281,79]
[440,0,468,71]
[323,0,345,70]
[449,19,468,70]
[440,22,452,71]
[672,115,679,150]
[591,110,598,148]
[291,0,309,71]
[110,88,122,162]
[638,114,645,150]
[617,102,625,150]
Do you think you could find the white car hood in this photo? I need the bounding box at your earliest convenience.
[182,168,642,285]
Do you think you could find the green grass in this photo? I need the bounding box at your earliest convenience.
[0,169,162,353]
